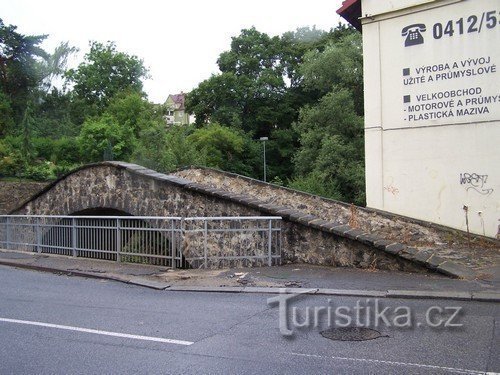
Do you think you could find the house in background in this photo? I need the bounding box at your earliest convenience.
[164,92,190,125]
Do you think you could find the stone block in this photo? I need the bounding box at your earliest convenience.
[308,219,330,230]
[357,233,380,246]
[288,210,305,221]
[318,222,341,230]
[258,203,282,214]
[135,168,158,175]
[210,188,230,197]
[122,164,148,171]
[384,243,405,255]
[275,209,297,219]
[437,261,477,279]
[343,228,364,240]
[329,224,351,236]
[426,254,447,269]
[373,239,394,250]
[398,247,419,261]
[412,249,434,265]
[297,215,319,225]
[237,196,257,206]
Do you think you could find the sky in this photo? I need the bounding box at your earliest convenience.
[2,0,346,103]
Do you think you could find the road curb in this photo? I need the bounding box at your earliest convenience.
[0,259,115,281]
[166,286,500,302]
[0,259,169,290]
[386,289,473,301]
[1,259,498,301]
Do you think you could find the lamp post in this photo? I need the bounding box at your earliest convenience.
[260,137,268,182]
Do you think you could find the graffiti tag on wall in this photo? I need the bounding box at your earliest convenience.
[384,185,400,195]
[459,173,494,196]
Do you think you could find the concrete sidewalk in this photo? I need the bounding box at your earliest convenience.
[0,249,498,302]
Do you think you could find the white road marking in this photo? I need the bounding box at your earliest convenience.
[0,317,193,346]
[289,352,487,374]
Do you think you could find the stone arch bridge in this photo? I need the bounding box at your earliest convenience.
[12,162,495,278]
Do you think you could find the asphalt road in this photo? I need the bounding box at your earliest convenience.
[0,265,498,374]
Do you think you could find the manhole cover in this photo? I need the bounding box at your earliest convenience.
[320,327,388,341]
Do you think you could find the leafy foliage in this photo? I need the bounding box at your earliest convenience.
[292,88,365,205]
[133,124,203,172]
[187,124,259,176]
[78,114,136,163]
[300,33,364,115]
[186,25,363,185]
[0,18,47,129]
[0,18,366,207]
[65,41,148,111]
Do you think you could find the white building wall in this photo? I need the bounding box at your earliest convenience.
[362,0,500,237]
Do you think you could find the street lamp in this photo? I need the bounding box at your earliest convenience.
[259,137,268,182]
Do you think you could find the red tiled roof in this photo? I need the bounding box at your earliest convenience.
[169,93,185,109]
[337,0,362,31]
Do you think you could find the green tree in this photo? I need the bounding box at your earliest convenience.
[187,124,258,176]
[65,41,148,111]
[0,18,47,131]
[280,24,359,89]
[291,88,365,205]
[0,90,14,135]
[186,25,362,183]
[300,33,364,115]
[78,114,136,163]
[1,19,76,134]
[0,138,23,177]
[186,28,300,181]
[106,90,162,137]
[52,137,81,164]
[289,31,365,204]
[133,123,260,178]
[31,88,80,138]
[133,124,204,172]
[185,72,245,128]
[187,27,288,136]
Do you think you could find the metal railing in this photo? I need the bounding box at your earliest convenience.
[0,215,281,268]
[182,217,282,268]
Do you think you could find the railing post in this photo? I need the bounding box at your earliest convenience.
[171,219,176,269]
[180,218,185,268]
[71,218,77,257]
[116,218,121,263]
[6,217,11,250]
[267,219,273,266]
[35,217,41,253]
[278,220,282,265]
[203,220,208,269]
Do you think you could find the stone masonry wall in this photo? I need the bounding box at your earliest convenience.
[13,162,425,273]
[173,167,499,274]
[0,180,49,214]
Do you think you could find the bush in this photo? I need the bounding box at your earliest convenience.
[23,162,56,181]
[32,137,56,160]
[0,139,24,177]
[78,114,136,163]
[288,171,343,201]
[132,124,204,173]
[52,137,81,164]
[53,162,79,178]
[187,124,260,177]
